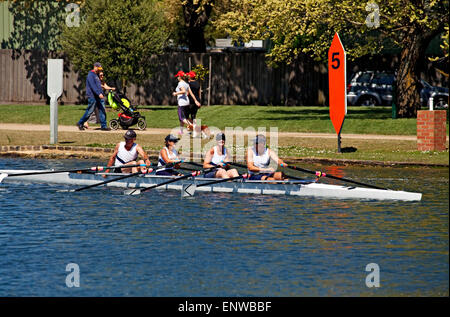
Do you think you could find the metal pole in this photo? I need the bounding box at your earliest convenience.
[50,94,58,144]
[337,132,342,153]
[189,56,191,71]
[429,94,434,111]
[47,59,63,145]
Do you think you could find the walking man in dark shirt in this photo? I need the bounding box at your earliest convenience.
[187,71,201,137]
[77,62,109,131]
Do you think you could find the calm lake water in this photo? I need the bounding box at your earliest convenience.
[0,157,448,296]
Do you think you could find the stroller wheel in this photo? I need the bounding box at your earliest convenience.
[109,119,120,130]
[137,117,147,130]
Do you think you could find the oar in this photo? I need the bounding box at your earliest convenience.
[182,174,249,197]
[0,163,151,183]
[223,161,247,169]
[124,168,213,196]
[224,161,307,181]
[185,160,244,171]
[283,164,388,190]
[185,161,309,181]
[153,160,199,172]
[182,161,204,168]
[198,174,248,188]
[57,169,153,193]
[175,166,199,172]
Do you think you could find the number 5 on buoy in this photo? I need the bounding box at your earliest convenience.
[328,33,347,153]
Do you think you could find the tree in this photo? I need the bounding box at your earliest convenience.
[60,0,169,89]
[429,26,449,78]
[216,0,449,118]
[182,0,214,52]
[163,0,221,52]
[0,0,70,49]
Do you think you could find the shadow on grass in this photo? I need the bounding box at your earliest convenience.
[140,106,176,111]
[261,107,392,120]
[341,147,357,153]
[261,116,331,121]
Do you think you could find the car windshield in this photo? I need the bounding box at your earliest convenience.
[355,72,372,83]
[372,73,394,85]
[420,80,432,89]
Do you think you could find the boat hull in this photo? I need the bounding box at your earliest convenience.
[0,169,422,201]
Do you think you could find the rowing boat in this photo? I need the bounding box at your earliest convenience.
[0,169,422,201]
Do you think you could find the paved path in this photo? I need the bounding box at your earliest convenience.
[0,123,432,141]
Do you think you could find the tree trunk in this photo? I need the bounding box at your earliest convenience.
[187,28,207,53]
[396,29,441,118]
[182,0,213,53]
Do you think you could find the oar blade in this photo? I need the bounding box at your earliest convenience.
[124,188,142,196]
[181,183,197,198]
[0,173,8,183]
[56,189,76,193]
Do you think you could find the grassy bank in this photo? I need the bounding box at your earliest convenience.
[1,130,448,165]
[2,104,448,135]
[0,104,448,165]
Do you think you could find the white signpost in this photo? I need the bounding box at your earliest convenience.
[47,59,64,144]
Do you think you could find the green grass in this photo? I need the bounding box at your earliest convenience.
[0,129,448,165]
[2,104,447,135]
[1,104,448,165]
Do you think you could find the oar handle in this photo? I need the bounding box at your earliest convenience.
[182,161,203,168]
[226,162,301,179]
[4,163,151,178]
[223,161,247,169]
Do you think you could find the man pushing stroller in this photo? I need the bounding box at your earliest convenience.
[77,62,110,131]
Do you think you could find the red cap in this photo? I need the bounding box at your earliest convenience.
[187,71,196,79]
[174,71,185,77]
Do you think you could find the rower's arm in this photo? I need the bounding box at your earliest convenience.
[105,144,120,173]
[160,149,178,164]
[203,148,216,169]
[246,149,261,172]
[224,151,232,167]
[269,149,287,167]
[136,145,151,166]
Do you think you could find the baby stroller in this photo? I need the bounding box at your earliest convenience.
[107,90,147,130]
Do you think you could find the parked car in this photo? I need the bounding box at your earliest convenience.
[347,71,449,109]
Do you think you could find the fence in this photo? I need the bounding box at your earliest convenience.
[0,49,447,106]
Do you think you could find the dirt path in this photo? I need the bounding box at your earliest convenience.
[0,123,430,141]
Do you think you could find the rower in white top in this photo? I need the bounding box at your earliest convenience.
[246,134,288,181]
[156,134,183,176]
[203,132,239,179]
[105,129,151,176]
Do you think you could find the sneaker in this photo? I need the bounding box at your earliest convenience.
[100,127,111,131]
[77,123,85,131]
